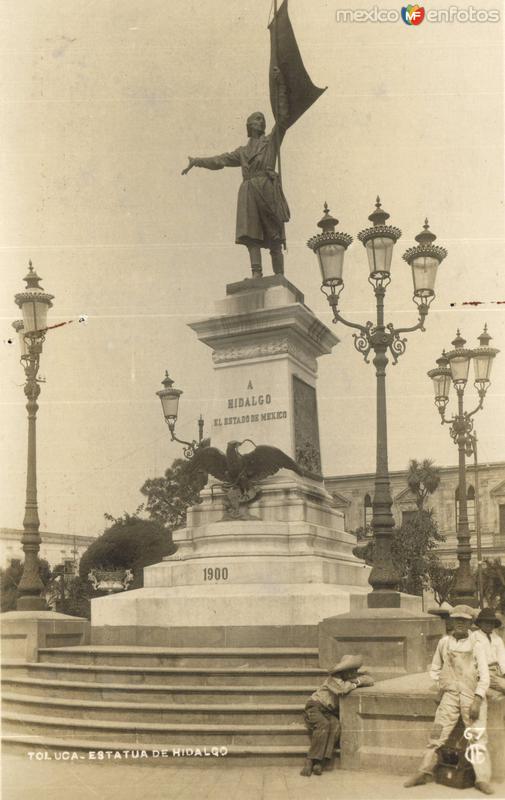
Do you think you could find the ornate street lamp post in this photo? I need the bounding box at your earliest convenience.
[157,371,206,458]
[13,262,54,610]
[427,326,499,605]
[308,199,447,607]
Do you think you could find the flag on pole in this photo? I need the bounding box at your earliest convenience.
[268,0,326,129]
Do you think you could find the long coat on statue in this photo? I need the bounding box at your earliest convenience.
[193,86,290,250]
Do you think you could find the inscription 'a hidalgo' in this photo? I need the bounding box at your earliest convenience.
[228,394,272,409]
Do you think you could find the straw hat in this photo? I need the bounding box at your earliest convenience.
[475,608,502,628]
[449,604,476,620]
[329,654,364,674]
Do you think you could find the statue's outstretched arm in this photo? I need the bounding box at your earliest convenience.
[182,149,241,175]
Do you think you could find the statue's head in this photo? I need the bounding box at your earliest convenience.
[246,112,266,138]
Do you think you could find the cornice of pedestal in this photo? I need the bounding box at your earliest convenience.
[189,303,338,372]
[211,334,318,373]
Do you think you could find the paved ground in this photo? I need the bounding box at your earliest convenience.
[2,756,505,800]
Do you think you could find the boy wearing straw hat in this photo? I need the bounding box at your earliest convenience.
[472,608,505,696]
[300,654,374,777]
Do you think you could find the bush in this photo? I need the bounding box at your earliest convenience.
[79,517,175,590]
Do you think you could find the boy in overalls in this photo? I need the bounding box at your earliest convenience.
[404,604,493,795]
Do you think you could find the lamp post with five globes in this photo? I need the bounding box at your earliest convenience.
[427,326,499,605]
[307,198,447,607]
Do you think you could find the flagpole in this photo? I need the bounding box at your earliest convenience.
[272,0,283,191]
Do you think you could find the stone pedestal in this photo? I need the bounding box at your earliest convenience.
[189,274,335,473]
[1,611,89,662]
[340,673,505,780]
[91,276,371,646]
[318,598,445,680]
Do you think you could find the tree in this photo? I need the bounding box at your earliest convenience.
[79,517,175,590]
[406,458,441,510]
[481,559,505,613]
[140,457,207,529]
[1,558,53,612]
[426,560,457,606]
[352,458,445,595]
[46,573,92,619]
[393,509,446,596]
[353,525,372,542]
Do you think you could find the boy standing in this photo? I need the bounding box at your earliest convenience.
[472,608,505,696]
[404,604,493,795]
[300,654,374,777]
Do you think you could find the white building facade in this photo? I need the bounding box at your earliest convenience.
[325,461,505,565]
[0,528,97,574]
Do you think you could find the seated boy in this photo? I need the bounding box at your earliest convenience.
[300,653,374,777]
[472,608,505,697]
[404,604,493,795]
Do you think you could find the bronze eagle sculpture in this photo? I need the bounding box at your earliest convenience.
[187,439,304,518]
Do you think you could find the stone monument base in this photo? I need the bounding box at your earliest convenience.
[91,475,371,647]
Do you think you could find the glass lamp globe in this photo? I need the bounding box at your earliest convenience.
[357,197,401,280]
[14,262,54,334]
[307,203,353,288]
[157,372,182,421]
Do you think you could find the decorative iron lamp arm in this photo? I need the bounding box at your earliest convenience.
[165,419,202,460]
[390,302,429,337]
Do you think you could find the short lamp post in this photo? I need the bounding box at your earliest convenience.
[427,326,499,606]
[13,262,54,610]
[157,371,205,459]
[307,199,447,608]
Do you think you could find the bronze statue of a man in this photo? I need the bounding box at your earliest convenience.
[182,68,290,278]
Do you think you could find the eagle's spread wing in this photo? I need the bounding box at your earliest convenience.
[187,446,229,482]
[241,445,304,482]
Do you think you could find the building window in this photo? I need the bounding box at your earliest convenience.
[64,559,75,575]
[402,510,417,526]
[499,504,505,535]
[364,493,373,529]
[455,485,475,531]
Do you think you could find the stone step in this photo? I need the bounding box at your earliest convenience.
[37,646,320,669]
[1,675,314,705]
[3,712,310,746]
[2,661,325,687]
[2,692,304,725]
[1,734,311,766]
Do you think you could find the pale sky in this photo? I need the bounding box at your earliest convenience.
[1,0,504,537]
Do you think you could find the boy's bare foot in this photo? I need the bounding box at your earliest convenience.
[475,782,494,795]
[300,758,313,777]
[312,762,323,776]
[404,772,430,787]
[323,758,334,771]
